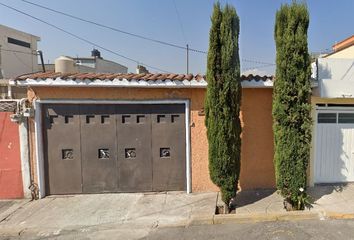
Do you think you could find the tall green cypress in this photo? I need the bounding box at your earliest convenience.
[205,2,241,207]
[273,2,312,210]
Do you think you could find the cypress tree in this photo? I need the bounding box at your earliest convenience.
[273,2,312,210]
[205,2,241,208]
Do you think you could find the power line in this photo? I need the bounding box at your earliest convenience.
[20,0,204,53]
[172,0,187,44]
[12,51,34,69]
[0,45,36,68]
[1,48,37,55]
[241,58,275,66]
[20,0,276,65]
[242,63,275,71]
[0,1,169,73]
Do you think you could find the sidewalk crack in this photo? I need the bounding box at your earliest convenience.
[154,193,167,229]
[265,202,272,214]
[0,200,31,224]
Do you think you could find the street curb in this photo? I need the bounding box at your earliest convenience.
[213,211,322,224]
[325,212,354,220]
[188,215,214,226]
[189,210,354,225]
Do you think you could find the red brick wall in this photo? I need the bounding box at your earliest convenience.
[0,112,23,198]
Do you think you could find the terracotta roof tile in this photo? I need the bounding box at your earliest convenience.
[195,74,205,81]
[156,74,169,80]
[147,74,162,80]
[240,74,274,81]
[110,73,125,80]
[14,71,274,82]
[133,73,147,79]
[120,73,133,80]
[185,74,194,81]
[59,73,78,80]
[140,73,153,80]
[166,73,178,79]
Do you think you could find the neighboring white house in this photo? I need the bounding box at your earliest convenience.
[42,49,128,74]
[324,35,354,59]
[0,24,40,78]
[311,34,354,186]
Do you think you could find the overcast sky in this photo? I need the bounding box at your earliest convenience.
[1,0,353,75]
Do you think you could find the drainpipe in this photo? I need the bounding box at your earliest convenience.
[17,98,32,198]
[37,50,45,73]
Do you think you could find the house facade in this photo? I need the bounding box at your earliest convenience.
[7,35,354,199]
[10,71,275,198]
[0,25,40,199]
[0,24,40,78]
[310,35,354,186]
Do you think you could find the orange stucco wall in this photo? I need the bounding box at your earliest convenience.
[27,86,275,192]
[239,88,275,190]
[0,112,23,198]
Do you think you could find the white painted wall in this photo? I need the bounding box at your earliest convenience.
[314,58,354,98]
[326,45,354,59]
[46,57,128,74]
[95,58,128,73]
[0,25,40,78]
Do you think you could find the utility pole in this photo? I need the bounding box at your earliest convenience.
[0,45,2,69]
[186,44,189,74]
[0,45,3,79]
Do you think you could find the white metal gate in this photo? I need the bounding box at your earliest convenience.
[315,108,354,183]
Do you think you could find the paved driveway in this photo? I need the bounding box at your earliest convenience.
[0,192,217,239]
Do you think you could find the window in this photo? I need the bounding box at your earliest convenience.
[338,113,354,124]
[7,37,31,48]
[317,113,336,123]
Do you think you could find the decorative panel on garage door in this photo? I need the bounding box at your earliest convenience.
[43,104,82,194]
[151,104,186,191]
[116,105,152,192]
[43,103,186,195]
[80,105,118,193]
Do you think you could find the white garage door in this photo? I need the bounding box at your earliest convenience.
[315,109,354,183]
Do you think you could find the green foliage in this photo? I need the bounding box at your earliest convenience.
[273,2,312,210]
[205,2,242,206]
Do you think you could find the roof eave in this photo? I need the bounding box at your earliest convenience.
[9,78,208,88]
[10,78,275,89]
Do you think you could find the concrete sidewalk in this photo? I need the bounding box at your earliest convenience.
[209,184,354,224]
[234,184,354,215]
[0,200,29,223]
[0,185,353,238]
[309,184,354,217]
[0,192,217,238]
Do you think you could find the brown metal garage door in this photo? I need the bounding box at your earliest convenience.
[42,104,186,195]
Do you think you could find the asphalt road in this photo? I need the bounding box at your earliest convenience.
[1,219,354,239]
[143,219,354,240]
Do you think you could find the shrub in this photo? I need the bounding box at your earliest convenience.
[273,2,312,210]
[205,2,242,208]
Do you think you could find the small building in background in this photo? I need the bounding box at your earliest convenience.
[0,24,40,78]
[42,49,128,74]
[136,64,149,74]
